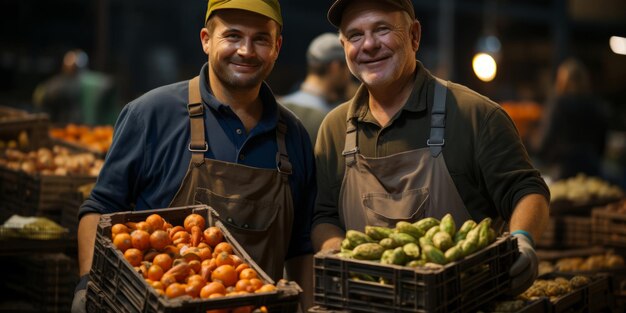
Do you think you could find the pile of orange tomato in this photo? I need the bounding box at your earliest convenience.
[110,213,276,313]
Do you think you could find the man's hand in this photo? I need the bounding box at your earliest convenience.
[508,233,538,295]
[71,275,89,313]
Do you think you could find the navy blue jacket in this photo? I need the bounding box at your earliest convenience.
[80,63,315,259]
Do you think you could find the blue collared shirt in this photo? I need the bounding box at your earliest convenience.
[80,63,315,259]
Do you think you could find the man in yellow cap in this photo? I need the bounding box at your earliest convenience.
[72,0,314,311]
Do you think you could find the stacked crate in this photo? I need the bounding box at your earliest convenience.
[87,205,302,313]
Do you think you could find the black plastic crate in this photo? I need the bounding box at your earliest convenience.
[0,107,50,151]
[60,191,85,236]
[314,235,518,313]
[536,215,592,248]
[536,273,613,313]
[0,166,96,223]
[0,253,77,313]
[89,204,301,313]
[592,208,626,249]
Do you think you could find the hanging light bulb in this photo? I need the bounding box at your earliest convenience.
[473,53,497,82]
[609,36,626,55]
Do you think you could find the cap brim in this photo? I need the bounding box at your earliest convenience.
[327,0,353,29]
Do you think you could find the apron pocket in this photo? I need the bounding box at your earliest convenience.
[362,188,429,226]
[194,188,279,232]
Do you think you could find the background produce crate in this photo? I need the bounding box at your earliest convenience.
[536,273,612,313]
[536,215,591,248]
[0,106,50,150]
[87,204,301,313]
[592,207,626,249]
[60,190,86,237]
[0,166,96,224]
[314,235,518,313]
[0,253,77,313]
[550,197,622,216]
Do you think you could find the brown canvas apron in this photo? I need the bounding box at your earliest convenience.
[169,77,294,281]
[339,79,472,231]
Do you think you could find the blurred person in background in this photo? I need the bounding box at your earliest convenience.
[532,58,610,180]
[33,49,119,125]
[280,32,352,142]
[71,0,315,312]
[312,0,550,296]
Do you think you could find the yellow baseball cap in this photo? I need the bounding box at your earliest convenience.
[205,0,283,27]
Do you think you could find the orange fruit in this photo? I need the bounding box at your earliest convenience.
[160,274,177,287]
[200,281,226,299]
[162,221,173,231]
[198,247,212,261]
[186,283,202,298]
[135,221,154,233]
[113,233,132,252]
[155,288,165,296]
[186,274,206,286]
[230,255,243,268]
[215,252,234,267]
[124,248,143,266]
[148,264,164,281]
[232,306,254,313]
[239,268,258,280]
[153,253,173,272]
[145,214,164,231]
[162,245,180,259]
[211,265,238,287]
[203,227,223,247]
[151,281,165,290]
[212,242,233,257]
[150,230,171,250]
[249,278,263,291]
[165,283,186,298]
[111,223,130,237]
[188,260,202,274]
[184,214,205,232]
[235,279,254,293]
[235,263,249,275]
[172,231,191,245]
[255,284,276,293]
[131,230,151,251]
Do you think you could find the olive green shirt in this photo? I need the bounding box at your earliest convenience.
[313,61,550,230]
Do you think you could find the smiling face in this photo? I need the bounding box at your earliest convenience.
[339,1,420,90]
[202,9,282,91]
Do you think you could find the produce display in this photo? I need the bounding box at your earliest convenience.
[602,199,626,214]
[0,146,103,176]
[481,299,541,313]
[549,173,624,202]
[110,212,278,303]
[0,215,67,240]
[50,124,113,154]
[337,214,498,267]
[519,276,590,302]
[0,131,30,150]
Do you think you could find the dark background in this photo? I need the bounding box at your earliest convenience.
[1,0,625,129]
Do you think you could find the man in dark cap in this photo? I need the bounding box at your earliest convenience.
[281,32,352,142]
[72,0,314,311]
[313,0,550,296]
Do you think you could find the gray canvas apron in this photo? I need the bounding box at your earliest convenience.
[169,77,294,281]
[339,79,472,231]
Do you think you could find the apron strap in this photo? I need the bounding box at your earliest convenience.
[188,76,208,165]
[276,114,292,175]
[428,78,448,157]
[342,117,359,166]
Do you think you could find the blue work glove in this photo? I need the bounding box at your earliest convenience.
[508,232,538,295]
[71,274,89,313]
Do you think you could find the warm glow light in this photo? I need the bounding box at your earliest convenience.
[472,53,497,82]
[609,36,626,55]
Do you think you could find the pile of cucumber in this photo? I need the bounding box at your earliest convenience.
[338,214,497,267]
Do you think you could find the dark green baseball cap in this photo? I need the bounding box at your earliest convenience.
[327,0,415,28]
[205,0,283,26]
